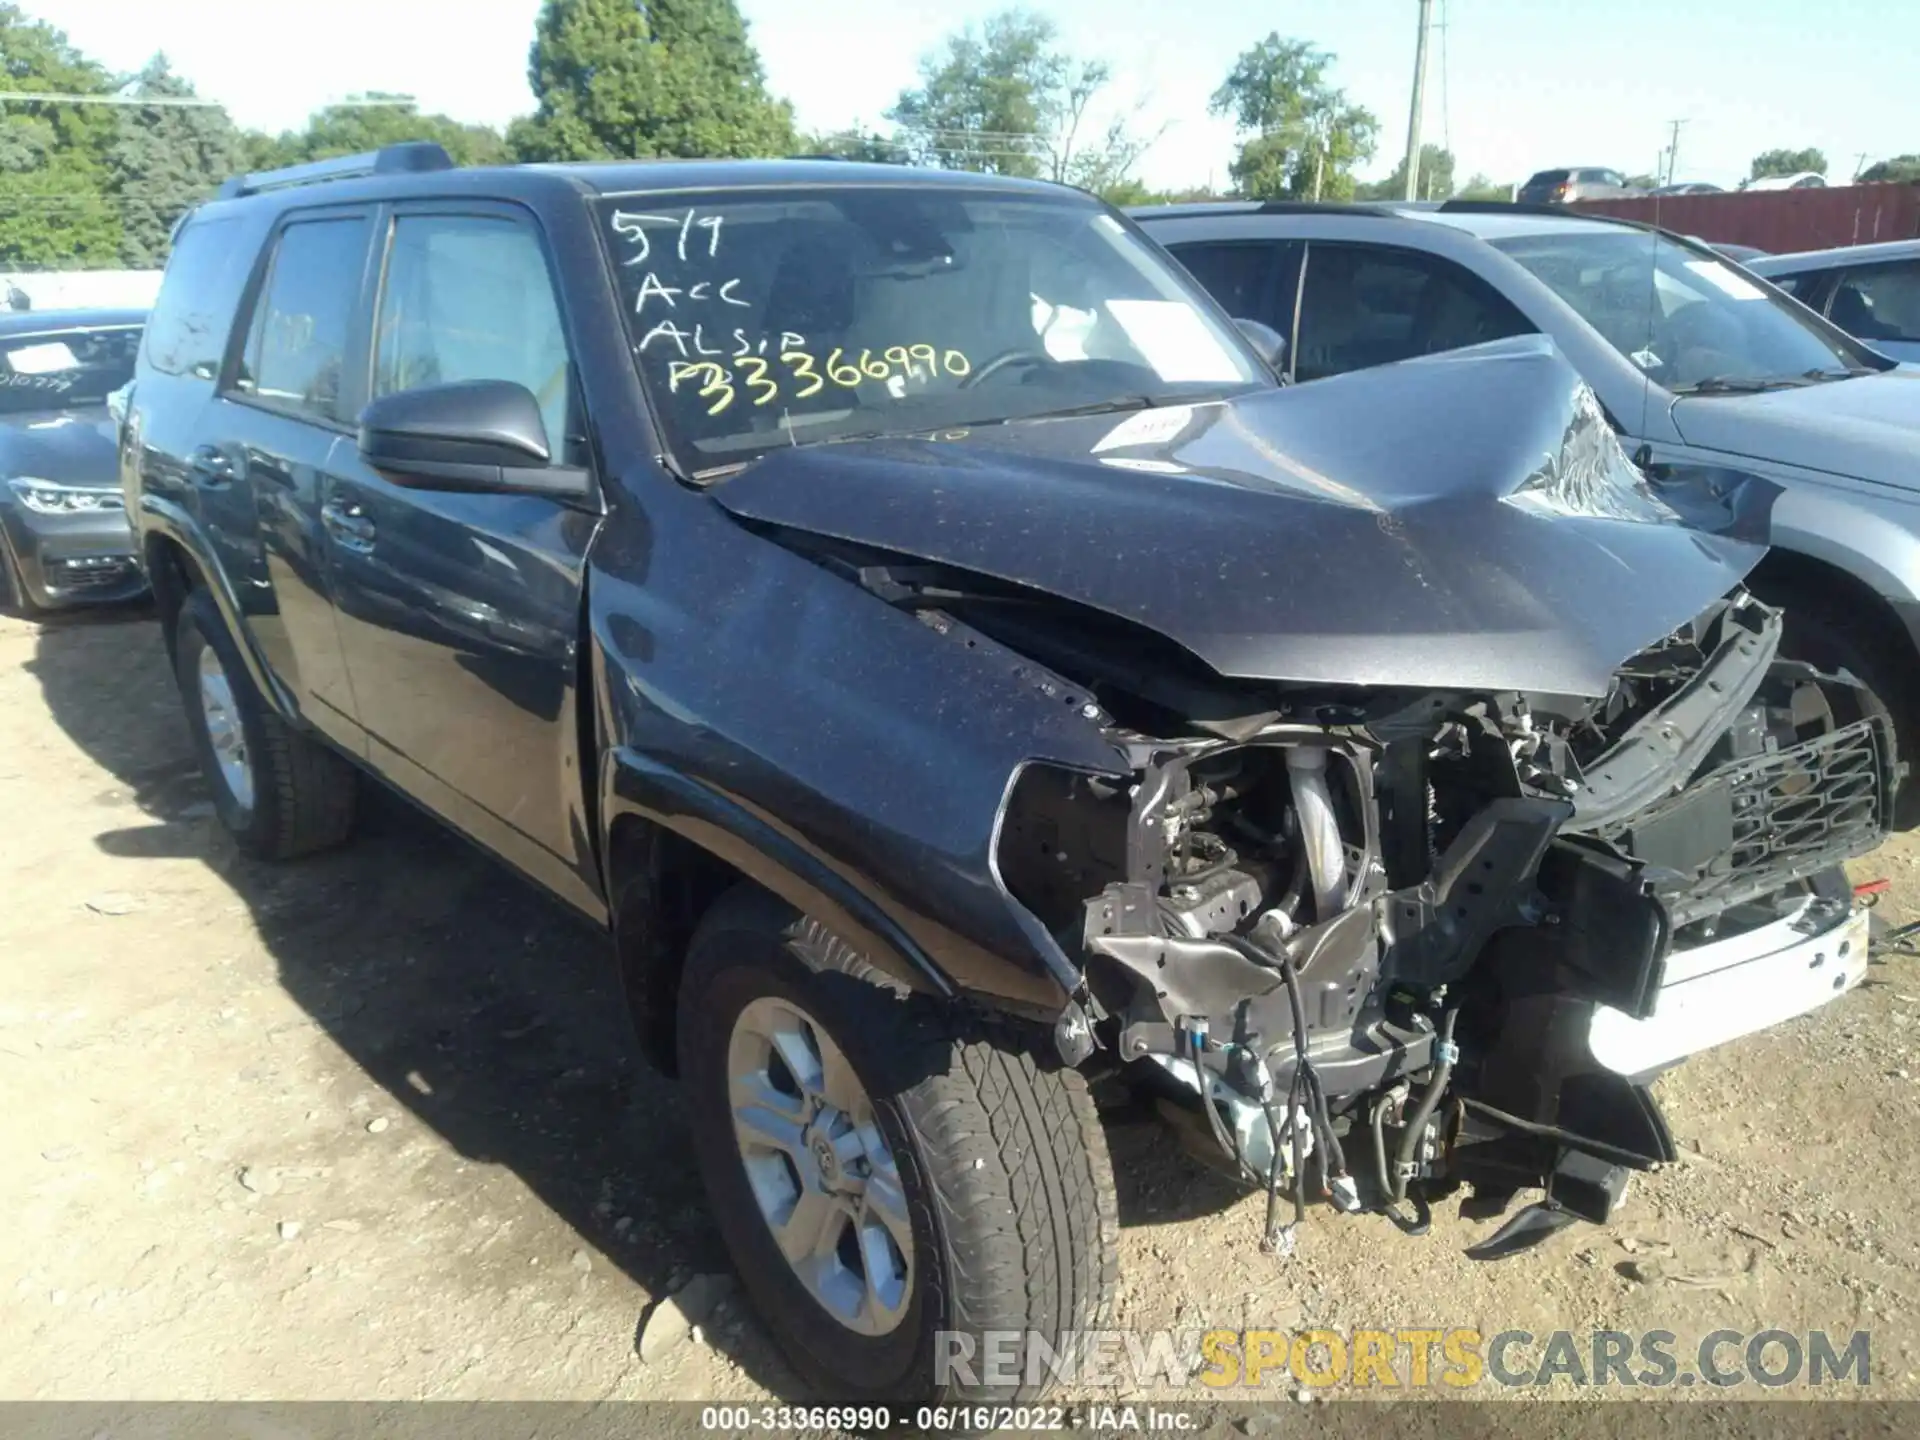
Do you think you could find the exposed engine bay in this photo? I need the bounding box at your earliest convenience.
[981,589,1895,1259]
[710,347,1897,1263]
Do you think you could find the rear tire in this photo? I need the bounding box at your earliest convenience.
[173,587,357,859]
[677,886,1118,1405]
[1775,597,1917,828]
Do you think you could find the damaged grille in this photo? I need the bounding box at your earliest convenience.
[1601,716,1892,926]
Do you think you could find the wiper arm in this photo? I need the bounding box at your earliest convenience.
[1019,395,1157,421]
[1672,374,1814,395]
[1799,366,1872,382]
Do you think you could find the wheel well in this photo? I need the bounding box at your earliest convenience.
[1746,547,1920,780]
[607,813,753,1075]
[144,534,201,660]
[1746,549,1920,690]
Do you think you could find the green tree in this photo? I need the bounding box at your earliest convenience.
[103,54,244,267]
[249,94,509,171]
[886,10,1157,190]
[1747,147,1827,183]
[0,2,121,267]
[1859,154,1920,184]
[1625,172,1660,190]
[800,129,904,163]
[509,0,794,162]
[1208,35,1377,201]
[1355,144,1454,201]
[1452,173,1510,202]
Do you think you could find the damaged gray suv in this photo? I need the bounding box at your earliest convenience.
[124,146,1894,1405]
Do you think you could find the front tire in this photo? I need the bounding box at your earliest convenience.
[1,539,45,618]
[173,588,357,859]
[677,887,1118,1404]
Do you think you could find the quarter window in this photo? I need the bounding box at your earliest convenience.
[1829,262,1920,343]
[239,217,371,421]
[372,214,573,456]
[144,216,249,380]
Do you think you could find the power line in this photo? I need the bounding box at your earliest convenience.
[1664,118,1688,185]
[0,90,417,110]
[1401,0,1435,201]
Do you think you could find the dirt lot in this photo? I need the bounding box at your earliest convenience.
[5,604,1920,1406]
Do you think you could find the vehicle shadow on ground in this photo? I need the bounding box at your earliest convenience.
[28,611,1246,1397]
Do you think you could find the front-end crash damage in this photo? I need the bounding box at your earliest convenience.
[705,338,1897,1259]
[998,588,1890,1258]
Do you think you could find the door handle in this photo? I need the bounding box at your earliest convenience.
[320,498,377,554]
[188,444,235,488]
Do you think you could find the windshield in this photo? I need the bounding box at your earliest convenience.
[0,325,140,417]
[599,188,1264,474]
[1491,230,1872,392]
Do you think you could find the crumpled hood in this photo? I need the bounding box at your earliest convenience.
[0,409,117,487]
[1670,367,1920,484]
[712,336,1775,697]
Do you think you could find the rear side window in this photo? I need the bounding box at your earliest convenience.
[237,216,371,422]
[1294,243,1533,383]
[1830,262,1920,343]
[372,213,574,454]
[143,216,251,379]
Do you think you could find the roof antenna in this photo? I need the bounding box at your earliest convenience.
[1637,187,1661,445]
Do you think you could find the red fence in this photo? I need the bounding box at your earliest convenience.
[1568,183,1920,255]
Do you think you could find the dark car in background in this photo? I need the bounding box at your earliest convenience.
[1518,166,1638,202]
[0,308,146,615]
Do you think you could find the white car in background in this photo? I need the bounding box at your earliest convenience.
[1745,172,1828,191]
[2,270,164,314]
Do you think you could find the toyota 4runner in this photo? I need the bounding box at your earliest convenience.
[121,143,1895,1405]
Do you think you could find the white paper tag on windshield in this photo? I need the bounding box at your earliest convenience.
[1093,404,1195,452]
[1684,260,1766,301]
[1107,300,1246,383]
[7,340,79,374]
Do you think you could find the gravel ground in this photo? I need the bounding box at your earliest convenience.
[4,605,1918,1407]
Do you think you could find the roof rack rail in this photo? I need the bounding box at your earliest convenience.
[1437,199,1564,217]
[1435,197,1653,231]
[1435,198,1640,223]
[1256,199,1394,217]
[217,141,455,200]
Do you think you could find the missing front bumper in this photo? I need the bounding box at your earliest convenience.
[1589,896,1868,1075]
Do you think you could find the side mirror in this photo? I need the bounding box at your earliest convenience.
[358,380,589,499]
[1233,317,1288,375]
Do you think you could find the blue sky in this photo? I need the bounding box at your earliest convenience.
[24,0,1918,191]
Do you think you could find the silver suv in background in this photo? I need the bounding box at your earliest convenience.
[1133,200,1920,822]
[1519,167,1639,203]
[1749,238,1920,363]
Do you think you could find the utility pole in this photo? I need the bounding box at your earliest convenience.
[1402,0,1434,201]
[1664,118,1687,185]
